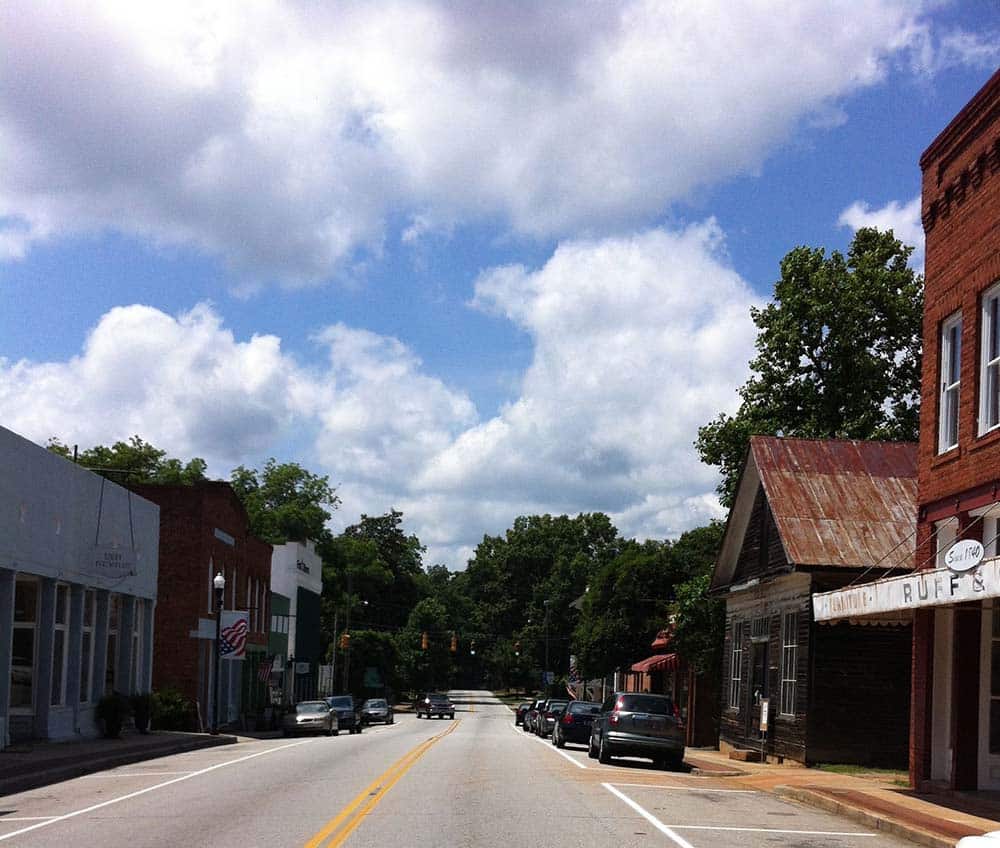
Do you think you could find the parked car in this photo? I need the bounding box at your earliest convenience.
[535,699,569,738]
[325,695,364,734]
[589,692,684,769]
[283,700,338,737]
[362,698,394,724]
[522,698,546,733]
[514,701,532,726]
[552,700,601,748]
[415,692,455,719]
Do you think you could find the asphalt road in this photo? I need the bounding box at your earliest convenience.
[0,691,910,847]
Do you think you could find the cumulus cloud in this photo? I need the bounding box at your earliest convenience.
[0,223,759,568]
[838,196,924,272]
[0,0,967,282]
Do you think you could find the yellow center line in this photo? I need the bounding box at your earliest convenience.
[304,720,461,848]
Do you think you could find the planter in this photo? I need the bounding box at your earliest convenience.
[96,692,132,739]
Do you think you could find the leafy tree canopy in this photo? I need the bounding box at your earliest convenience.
[696,227,923,506]
[47,435,208,485]
[230,458,339,545]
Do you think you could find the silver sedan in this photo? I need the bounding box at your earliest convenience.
[282,701,339,736]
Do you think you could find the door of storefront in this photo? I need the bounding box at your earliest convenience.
[745,637,769,743]
[979,603,1000,789]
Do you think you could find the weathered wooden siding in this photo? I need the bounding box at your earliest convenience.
[731,486,788,586]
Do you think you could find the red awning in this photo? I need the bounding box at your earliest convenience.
[630,653,678,673]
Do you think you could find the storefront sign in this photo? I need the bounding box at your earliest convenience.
[759,698,769,733]
[945,539,985,573]
[295,661,310,674]
[814,557,1000,622]
[92,545,136,576]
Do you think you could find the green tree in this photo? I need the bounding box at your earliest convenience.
[668,522,726,674]
[230,459,339,545]
[47,435,208,485]
[696,227,923,506]
[396,598,454,694]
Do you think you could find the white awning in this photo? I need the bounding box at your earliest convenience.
[813,557,1000,622]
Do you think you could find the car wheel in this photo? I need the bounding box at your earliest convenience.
[332,728,339,736]
[389,717,394,724]
[587,735,598,759]
[555,731,565,749]
[666,753,684,770]
[449,713,454,720]
[282,729,290,737]
[598,734,612,764]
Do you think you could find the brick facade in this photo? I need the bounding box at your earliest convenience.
[912,68,1000,790]
[130,483,272,719]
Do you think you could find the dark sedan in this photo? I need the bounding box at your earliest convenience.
[551,700,601,748]
[514,701,532,726]
[362,698,394,724]
[535,699,569,738]
[589,692,684,769]
[416,692,455,719]
[325,695,364,734]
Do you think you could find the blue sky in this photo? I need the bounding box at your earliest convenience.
[1,2,998,568]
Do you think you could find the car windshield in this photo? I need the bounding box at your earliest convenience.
[618,694,674,715]
[297,702,328,714]
[428,694,450,702]
[327,697,353,708]
[569,702,601,715]
[366,700,387,708]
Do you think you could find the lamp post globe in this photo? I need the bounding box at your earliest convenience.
[211,571,226,735]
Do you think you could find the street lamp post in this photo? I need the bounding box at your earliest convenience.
[211,571,226,735]
[543,599,551,691]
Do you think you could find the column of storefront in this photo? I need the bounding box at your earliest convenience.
[116,595,136,696]
[66,585,84,731]
[33,578,55,738]
[92,590,109,705]
[0,570,14,749]
[141,599,154,693]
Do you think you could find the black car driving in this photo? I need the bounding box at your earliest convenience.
[325,695,364,734]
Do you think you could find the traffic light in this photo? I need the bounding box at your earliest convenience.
[339,632,350,650]
[470,640,476,656]
[450,633,457,653]
[421,631,429,650]
[514,640,520,656]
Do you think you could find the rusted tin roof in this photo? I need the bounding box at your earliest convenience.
[752,436,917,570]
[630,653,678,673]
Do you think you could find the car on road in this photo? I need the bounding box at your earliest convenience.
[325,695,364,734]
[283,700,338,737]
[514,701,532,726]
[589,692,684,769]
[535,698,569,738]
[362,698,394,725]
[522,698,545,733]
[552,700,601,748]
[416,692,455,719]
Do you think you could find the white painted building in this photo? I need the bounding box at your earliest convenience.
[0,427,159,747]
[270,539,322,667]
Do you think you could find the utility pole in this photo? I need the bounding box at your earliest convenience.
[342,570,352,692]
[544,599,551,691]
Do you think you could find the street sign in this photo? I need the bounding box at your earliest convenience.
[295,661,309,674]
[759,698,769,732]
[363,666,381,687]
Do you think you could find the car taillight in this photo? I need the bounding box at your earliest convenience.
[609,712,619,725]
[561,714,573,725]
[545,711,553,718]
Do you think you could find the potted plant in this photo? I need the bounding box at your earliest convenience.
[130,692,152,733]
[96,692,132,739]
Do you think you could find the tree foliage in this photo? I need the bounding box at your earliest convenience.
[47,435,208,485]
[696,227,923,506]
[230,458,339,545]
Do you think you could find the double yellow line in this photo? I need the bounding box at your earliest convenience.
[304,720,461,848]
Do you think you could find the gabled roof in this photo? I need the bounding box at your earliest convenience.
[712,437,917,591]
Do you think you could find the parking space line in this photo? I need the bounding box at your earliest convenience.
[0,817,59,822]
[609,782,756,793]
[667,824,877,837]
[512,723,589,769]
[80,771,195,778]
[0,740,309,843]
[603,783,696,848]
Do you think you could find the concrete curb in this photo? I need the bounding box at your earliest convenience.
[774,785,958,848]
[0,734,238,797]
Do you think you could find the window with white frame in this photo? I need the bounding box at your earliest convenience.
[130,601,143,692]
[80,589,95,703]
[728,621,744,710]
[939,312,962,452]
[105,593,120,695]
[981,283,1000,435]
[780,612,798,715]
[51,583,70,706]
[246,575,252,628]
[935,519,959,568]
[11,579,38,711]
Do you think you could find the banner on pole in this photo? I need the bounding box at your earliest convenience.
[219,610,249,660]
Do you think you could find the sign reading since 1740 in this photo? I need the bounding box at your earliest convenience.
[814,556,1000,622]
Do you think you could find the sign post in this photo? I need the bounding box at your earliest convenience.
[759,697,769,763]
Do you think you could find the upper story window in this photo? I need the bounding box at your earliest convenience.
[939,312,962,453]
[981,283,1000,436]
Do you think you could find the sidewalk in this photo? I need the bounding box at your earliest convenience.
[689,749,1000,848]
[0,730,237,797]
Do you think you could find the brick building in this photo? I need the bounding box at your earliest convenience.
[712,436,916,766]
[813,68,1000,790]
[131,482,272,730]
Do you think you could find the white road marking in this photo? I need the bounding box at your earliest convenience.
[667,824,878,837]
[0,817,58,822]
[80,771,194,778]
[0,740,309,843]
[603,783,697,848]
[511,723,588,769]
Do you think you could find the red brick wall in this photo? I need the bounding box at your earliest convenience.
[918,69,1000,518]
[131,483,272,706]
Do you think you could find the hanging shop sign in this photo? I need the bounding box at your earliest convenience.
[92,544,137,577]
[945,539,985,573]
[814,557,1000,622]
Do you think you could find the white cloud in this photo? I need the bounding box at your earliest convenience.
[838,196,924,272]
[0,223,759,568]
[0,0,967,282]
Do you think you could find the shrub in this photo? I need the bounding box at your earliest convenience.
[96,692,132,738]
[150,687,196,731]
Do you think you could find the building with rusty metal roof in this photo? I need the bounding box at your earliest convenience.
[711,435,916,766]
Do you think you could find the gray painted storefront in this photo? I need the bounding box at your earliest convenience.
[0,426,159,747]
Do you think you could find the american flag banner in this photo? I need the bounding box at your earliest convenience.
[568,654,581,685]
[257,655,275,682]
[219,611,250,660]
